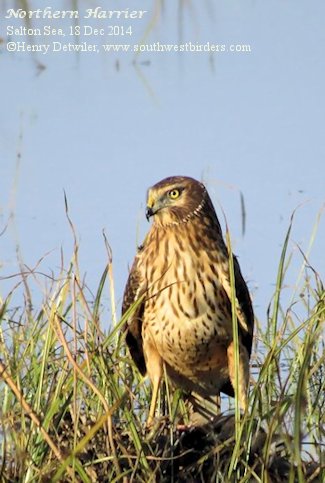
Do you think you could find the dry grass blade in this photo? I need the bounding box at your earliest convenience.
[0,360,72,477]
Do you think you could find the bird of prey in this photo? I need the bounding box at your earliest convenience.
[122,176,254,424]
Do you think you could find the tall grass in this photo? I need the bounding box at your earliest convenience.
[0,211,324,482]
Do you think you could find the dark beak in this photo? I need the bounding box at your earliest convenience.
[146,207,154,221]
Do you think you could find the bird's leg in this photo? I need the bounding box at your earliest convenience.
[144,340,163,426]
[227,341,249,412]
[147,374,161,426]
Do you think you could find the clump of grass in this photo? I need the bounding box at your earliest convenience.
[0,212,324,482]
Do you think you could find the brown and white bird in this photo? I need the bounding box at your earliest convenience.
[122,176,254,424]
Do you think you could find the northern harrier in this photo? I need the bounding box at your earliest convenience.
[122,176,254,424]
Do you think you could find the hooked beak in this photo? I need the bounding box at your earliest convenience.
[146,207,154,221]
[146,190,156,221]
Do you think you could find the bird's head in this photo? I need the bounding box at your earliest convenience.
[146,176,209,227]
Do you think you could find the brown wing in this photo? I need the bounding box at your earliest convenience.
[122,247,147,376]
[219,254,254,397]
[233,254,254,356]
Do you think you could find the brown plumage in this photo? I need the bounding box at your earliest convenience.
[122,176,254,423]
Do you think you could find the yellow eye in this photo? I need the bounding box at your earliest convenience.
[168,189,180,199]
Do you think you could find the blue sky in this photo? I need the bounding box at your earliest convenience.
[1,0,324,326]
